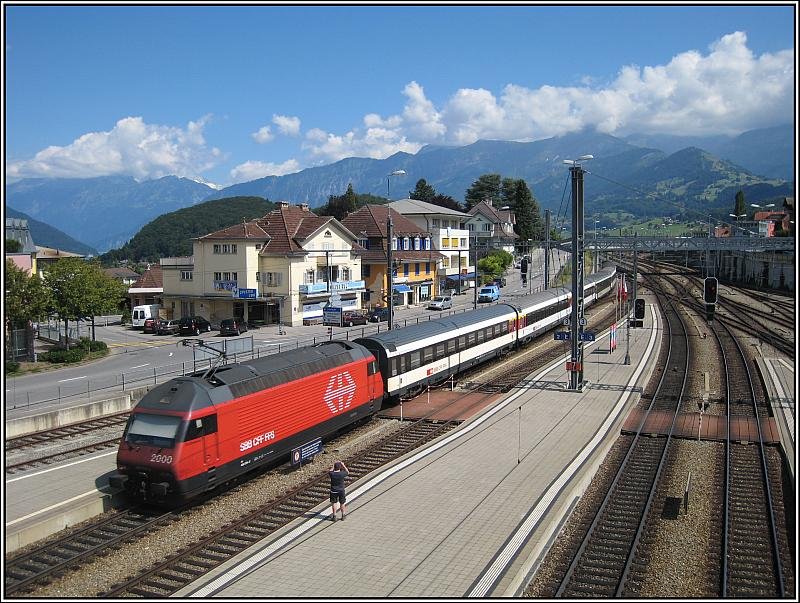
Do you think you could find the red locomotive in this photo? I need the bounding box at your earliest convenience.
[109,341,383,504]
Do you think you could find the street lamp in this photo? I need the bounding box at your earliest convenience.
[729,213,747,221]
[751,203,775,209]
[387,170,406,200]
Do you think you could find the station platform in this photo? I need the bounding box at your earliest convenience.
[756,357,795,484]
[176,304,662,598]
[4,450,120,553]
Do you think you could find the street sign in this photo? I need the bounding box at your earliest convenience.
[579,331,595,341]
[322,307,342,327]
[290,438,323,467]
[566,361,582,371]
[233,288,257,299]
[554,331,570,341]
[630,319,643,328]
[579,317,587,326]
[562,318,570,326]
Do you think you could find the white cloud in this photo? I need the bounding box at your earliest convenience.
[230,159,301,182]
[272,114,301,136]
[302,31,792,165]
[7,115,222,180]
[252,126,274,144]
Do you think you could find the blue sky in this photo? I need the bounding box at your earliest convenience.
[4,3,796,188]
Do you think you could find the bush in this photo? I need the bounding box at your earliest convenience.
[121,307,131,325]
[78,337,107,352]
[5,361,20,373]
[40,348,87,363]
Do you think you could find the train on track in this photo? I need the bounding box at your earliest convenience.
[109,265,616,504]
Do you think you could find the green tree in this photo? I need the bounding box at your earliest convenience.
[5,260,50,328]
[509,179,543,241]
[5,239,22,253]
[734,190,746,217]
[85,268,129,340]
[465,174,502,209]
[43,258,117,348]
[410,179,436,203]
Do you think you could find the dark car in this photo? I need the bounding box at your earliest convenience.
[342,311,368,327]
[368,307,390,323]
[492,277,507,288]
[179,315,212,336]
[156,319,180,335]
[143,318,158,334]
[220,318,249,336]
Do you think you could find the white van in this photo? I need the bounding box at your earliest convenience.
[132,304,161,328]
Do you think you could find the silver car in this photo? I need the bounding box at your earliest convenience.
[428,295,453,310]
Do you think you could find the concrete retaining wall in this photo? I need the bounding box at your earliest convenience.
[5,385,152,439]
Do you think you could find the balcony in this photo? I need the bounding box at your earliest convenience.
[160,256,194,268]
[298,280,366,295]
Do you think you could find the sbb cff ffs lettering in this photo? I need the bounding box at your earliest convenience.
[703,277,718,304]
[634,298,645,320]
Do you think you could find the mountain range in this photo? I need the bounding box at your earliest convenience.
[5,125,794,253]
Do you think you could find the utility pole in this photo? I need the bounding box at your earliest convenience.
[387,213,394,331]
[544,209,550,290]
[565,155,591,390]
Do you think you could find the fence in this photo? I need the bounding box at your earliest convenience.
[6,297,541,411]
[7,329,32,361]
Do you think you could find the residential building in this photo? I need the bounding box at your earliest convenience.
[161,202,365,327]
[386,199,472,293]
[34,246,85,277]
[5,218,37,274]
[342,204,443,308]
[128,264,163,309]
[465,200,518,254]
[104,266,141,286]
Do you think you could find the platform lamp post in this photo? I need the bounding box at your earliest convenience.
[593,219,600,273]
[386,170,406,331]
[563,154,593,391]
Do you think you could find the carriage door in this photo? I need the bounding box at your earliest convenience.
[200,414,220,465]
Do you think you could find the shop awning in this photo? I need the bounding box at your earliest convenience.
[392,284,412,293]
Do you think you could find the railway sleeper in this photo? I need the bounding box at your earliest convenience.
[181,557,218,570]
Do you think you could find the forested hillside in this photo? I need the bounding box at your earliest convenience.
[100,196,273,264]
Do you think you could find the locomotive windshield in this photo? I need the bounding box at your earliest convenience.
[125,413,181,449]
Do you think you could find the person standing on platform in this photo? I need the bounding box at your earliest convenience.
[328,460,349,521]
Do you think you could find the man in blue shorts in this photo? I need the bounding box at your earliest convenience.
[329,460,349,521]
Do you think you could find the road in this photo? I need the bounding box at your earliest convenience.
[5,250,570,419]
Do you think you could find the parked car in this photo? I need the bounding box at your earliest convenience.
[341,311,368,327]
[492,277,507,287]
[220,318,249,336]
[156,319,180,335]
[143,318,158,334]
[478,285,501,303]
[427,295,453,310]
[179,315,213,336]
[368,307,390,323]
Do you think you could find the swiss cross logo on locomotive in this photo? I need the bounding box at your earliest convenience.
[324,371,357,413]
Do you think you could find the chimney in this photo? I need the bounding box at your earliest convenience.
[484,197,492,207]
[277,200,290,208]
[299,203,309,211]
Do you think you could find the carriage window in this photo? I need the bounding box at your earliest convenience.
[467,332,476,347]
[446,339,456,354]
[435,343,445,359]
[423,346,434,363]
[390,357,399,377]
[458,335,466,350]
[409,351,421,370]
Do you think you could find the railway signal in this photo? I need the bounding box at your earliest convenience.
[703,276,718,304]
[634,298,645,319]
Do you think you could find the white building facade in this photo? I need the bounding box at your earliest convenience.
[161,202,365,327]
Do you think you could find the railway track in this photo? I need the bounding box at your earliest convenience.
[714,319,786,597]
[6,438,121,474]
[555,283,689,597]
[4,416,457,598]
[99,418,458,597]
[5,413,129,452]
[4,507,177,596]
